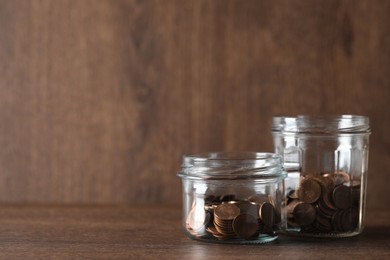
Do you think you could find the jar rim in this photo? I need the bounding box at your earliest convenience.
[184,152,280,162]
[272,115,370,134]
[178,152,285,180]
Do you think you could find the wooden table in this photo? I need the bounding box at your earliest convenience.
[0,205,388,259]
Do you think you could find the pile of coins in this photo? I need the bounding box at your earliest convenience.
[287,171,360,234]
[186,194,279,241]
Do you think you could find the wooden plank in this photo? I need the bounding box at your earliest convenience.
[0,0,388,207]
[0,205,388,258]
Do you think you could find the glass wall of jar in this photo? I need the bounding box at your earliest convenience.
[177,152,286,244]
[272,115,370,237]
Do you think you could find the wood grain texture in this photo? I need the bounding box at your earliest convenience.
[0,205,388,259]
[0,0,389,207]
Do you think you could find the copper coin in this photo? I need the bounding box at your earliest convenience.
[287,199,300,219]
[316,214,332,232]
[259,202,275,227]
[248,194,269,205]
[214,219,234,229]
[204,204,217,212]
[233,201,260,218]
[287,218,300,228]
[341,207,359,231]
[293,202,316,226]
[207,226,234,240]
[214,226,235,236]
[316,199,336,218]
[232,213,259,239]
[214,203,240,220]
[333,185,352,210]
[316,175,335,195]
[319,187,337,211]
[324,171,350,186]
[214,220,235,235]
[207,226,222,236]
[298,177,321,203]
[332,210,343,231]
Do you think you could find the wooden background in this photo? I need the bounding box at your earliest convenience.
[0,0,388,209]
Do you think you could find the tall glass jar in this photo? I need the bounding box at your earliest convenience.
[177,152,286,243]
[272,115,370,237]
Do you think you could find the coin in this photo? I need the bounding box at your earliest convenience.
[213,203,240,237]
[287,218,300,228]
[331,210,340,231]
[316,176,336,207]
[298,177,321,203]
[200,193,281,240]
[324,171,350,186]
[316,199,336,218]
[259,202,275,227]
[230,201,260,218]
[248,194,269,205]
[232,213,259,239]
[214,203,240,220]
[214,221,235,236]
[292,202,316,226]
[316,213,332,232]
[207,226,233,240]
[333,185,352,210]
[287,199,300,219]
[340,207,359,232]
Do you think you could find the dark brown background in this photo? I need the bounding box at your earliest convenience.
[0,0,388,209]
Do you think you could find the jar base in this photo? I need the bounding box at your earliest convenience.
[279,230,362,238]
[185,229,278,244]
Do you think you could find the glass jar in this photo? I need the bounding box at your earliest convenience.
[177,152,286,243]
[272,115,370,237]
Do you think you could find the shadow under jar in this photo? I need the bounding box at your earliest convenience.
[177,152,286,244]
[272,115,370,238]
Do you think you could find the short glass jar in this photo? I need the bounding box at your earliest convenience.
[177,152,286,243]
[272,115,370,237]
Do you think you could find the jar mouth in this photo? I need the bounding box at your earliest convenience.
[272,115,370,134]
[178,152,285,180]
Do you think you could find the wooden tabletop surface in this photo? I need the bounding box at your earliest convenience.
[0,205,388,259]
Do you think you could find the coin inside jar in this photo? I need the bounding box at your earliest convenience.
[333,185,352,210]
[214,203,240,220]
[186,192,282,241]
[298,177,321,203]
[259,202,275,227]
[229,201,260,218]
[232,213,259,239]
[332,171,351,186]
[292,202,316,226]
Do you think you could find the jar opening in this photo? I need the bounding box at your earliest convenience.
[178,152,284,180]
[272,115,370,134]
